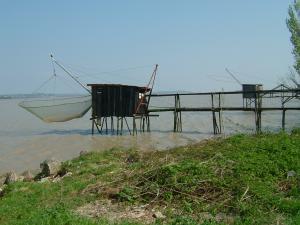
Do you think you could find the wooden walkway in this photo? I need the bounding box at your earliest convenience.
[147,88,300,134]
[149,107,300,112]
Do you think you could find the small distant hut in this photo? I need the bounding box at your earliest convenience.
[242,84,263,98]
[242,84,263,107]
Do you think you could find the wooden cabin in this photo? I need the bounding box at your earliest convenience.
[242,84,263,98]
[87,84,150,119]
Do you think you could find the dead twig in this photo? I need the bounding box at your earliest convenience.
[239,186,249,202]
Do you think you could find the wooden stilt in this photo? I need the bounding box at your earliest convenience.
[210,94,221,135]
[100,117,105,133]
[92,119,94,135]
[120,117,124,135]
[178,95,182,132]
[132,116,137,136]
[212,111,218,134]
[218,93,222,134]
[173,94,182,132]
[254,92,262,134]
[117,117,120,135]
[95,119,102,134]
[124,117,131,135]
[282,109,286,131]
[147,116,150,132]
[105,117,108,134]
[211,94,217,134]
[111,116,114,134]
[142,117,145,132]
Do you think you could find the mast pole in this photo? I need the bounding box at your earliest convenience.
[225,68,242,86]
[50,54,91,94]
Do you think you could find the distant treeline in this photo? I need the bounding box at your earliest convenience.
[0,93,83,99]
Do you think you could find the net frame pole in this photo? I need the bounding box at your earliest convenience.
[50,54,91,94]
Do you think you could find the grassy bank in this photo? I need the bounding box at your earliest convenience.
[0,131,300,225]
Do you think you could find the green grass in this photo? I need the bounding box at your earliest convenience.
[0,130,300,224]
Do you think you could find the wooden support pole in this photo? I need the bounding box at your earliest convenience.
[173,95,177,132]
[120,117,124,135]
[254,92,262,134]
[100,117,105,133]
[257,111,262,133]
[105,117,108,134]
[117,117,120,135]
[211,94,220,134]
[133,116,140,136]
[139,116,142,132]
[141,116,144,132]
[92,119,94,135]
[218,93,222,134]
[173,94,182,132]
[111,116,114,134]
[124,117,131,135]
[178,95,182,132]
[94,119,102,134]
[132,117,134,134]
[147,116,151,132]
[282,109,286,131]
[212,111,220,134]
[255,109,258,133]
[212,112,216,134]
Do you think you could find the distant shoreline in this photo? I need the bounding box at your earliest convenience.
[0,93,86,100]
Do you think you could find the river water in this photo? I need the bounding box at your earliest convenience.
[0,94,299,173]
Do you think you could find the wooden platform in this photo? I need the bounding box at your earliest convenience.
[147,88,300,134]
[149,107,300,112]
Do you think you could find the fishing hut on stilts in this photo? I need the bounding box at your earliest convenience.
[19,56,300,136]
[89,64,158,135]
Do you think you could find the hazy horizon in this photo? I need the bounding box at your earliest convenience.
[0,1,295,95]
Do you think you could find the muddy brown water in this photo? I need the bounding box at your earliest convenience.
[0,95,299,173]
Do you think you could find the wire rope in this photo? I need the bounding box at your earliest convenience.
[61,63,154,84]
[56,73,85,94]
[32,75,56,94]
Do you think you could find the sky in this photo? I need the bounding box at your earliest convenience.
[0,0,296,94]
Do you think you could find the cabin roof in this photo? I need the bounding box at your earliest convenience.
[242,84,263,86]
[87,83,150,92]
